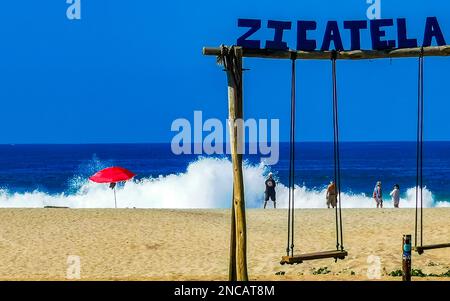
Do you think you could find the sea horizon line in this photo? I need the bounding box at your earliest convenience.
[0,140,450,146]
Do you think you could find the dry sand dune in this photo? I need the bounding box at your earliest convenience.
[0,208,449,280]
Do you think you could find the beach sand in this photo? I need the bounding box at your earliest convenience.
[0,208,449,281]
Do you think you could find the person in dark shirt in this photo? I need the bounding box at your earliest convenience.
[264,172,277,209]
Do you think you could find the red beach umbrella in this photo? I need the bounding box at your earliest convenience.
[90,166,136,183]
[89,167,136,208]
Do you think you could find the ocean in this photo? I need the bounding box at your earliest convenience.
[0,142,449,208]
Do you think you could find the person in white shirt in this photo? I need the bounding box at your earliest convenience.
[373,181,383,208]
[390,184,400,208]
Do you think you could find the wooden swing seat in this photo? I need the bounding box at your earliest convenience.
[280,249,348,265]
[414,243,450,255]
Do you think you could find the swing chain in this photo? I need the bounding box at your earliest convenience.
[284,49,346,259]
[331,50,344,251]
[415,48,425,248]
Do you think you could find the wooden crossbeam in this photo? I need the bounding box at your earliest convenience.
[280,250,348,265]
[203,45,450,60]
[414,243,450,255]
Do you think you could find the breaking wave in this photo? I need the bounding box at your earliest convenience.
[0,157,448,209]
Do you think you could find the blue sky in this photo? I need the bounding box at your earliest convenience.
[0,0,449,143]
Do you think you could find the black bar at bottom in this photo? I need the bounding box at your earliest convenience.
[0,281,448,299]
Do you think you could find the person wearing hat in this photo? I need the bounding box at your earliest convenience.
[390,184,400,208]
[264,172,277,209]
[373,181,383,208]
[326,180,337,209]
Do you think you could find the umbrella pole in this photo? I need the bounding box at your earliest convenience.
[113,186,117,209]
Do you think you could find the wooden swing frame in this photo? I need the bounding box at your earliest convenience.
[203,45,450,281]
[414,243,450,255]
[281,249,348,265]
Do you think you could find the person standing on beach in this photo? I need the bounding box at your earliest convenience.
[264,173,276,209]
[390,184,400,208]
[326,181,337,209]
[373,181,383,208]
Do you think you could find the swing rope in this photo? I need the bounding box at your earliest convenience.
[411,50,450,255]
[285,51,345,259]
[332,52,344,251]
[415,49,425,248]
[286,55,296,257]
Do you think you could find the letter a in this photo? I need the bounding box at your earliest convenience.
[366,0,381,20]
[66,0,81,20]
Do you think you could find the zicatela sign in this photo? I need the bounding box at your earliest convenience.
[237,17,447,51]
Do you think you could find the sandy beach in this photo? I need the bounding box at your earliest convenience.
[0,208,449,281]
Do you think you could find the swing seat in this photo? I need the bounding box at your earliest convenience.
[280,249,348,265]
[414,243,450,255]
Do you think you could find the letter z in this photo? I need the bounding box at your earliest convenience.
[237,19,261,49]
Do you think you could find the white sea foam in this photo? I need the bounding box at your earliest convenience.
[0,157,446,209]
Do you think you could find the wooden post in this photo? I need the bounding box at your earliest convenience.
[228,189,236,280]
[402,234,412,281]
[224,46,248,281]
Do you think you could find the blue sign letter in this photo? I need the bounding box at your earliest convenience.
[397,18,418,48]
[423,17,446,47]
[266,20,292,50]
[344,20,367,50]
[370,19,396,50]
[321,21,344,51]
[297,21,317,51]
[237,19,261,49]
